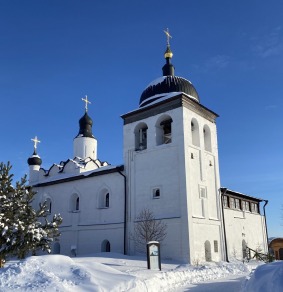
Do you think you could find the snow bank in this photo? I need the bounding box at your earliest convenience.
[0,255,135,292]
[140,262,250,291]
[242,261,283,292]
[0,253,262,292]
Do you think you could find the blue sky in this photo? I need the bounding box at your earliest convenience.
[0,0,282,238]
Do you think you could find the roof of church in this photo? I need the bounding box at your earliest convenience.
[139,36,199,107]
[220,187,264,202]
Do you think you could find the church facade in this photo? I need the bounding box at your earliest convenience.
[28,36,268,263]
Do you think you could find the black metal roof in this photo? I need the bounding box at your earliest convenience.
[27,150,42,166]
[139,76,199,107]
[75,112,94,138]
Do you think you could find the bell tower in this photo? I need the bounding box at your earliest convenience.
[122,30,224,263]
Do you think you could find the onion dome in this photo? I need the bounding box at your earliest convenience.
[139,37,199,107]
[27,149,42,166]
[76,112,94,138]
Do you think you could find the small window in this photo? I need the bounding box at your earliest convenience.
[251,202,258,213]
[98,190,110,208]
[242,201,250,211]
[46,198,52,214]
[254,203,259,213]
[153,188,160,199]
[105,193,109,208]
[223,196,229,208]
[214,240,218,252]
[70,193,80,212]
[76,197,80,211]
[235,198,240,210]
[230,197,236,209]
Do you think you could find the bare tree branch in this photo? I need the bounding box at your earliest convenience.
[131,208,167,253]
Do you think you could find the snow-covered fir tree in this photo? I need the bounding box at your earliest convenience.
[0,162,62,265]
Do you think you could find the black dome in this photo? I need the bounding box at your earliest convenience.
[139,76,200,107]
[76,112,94,138]
[28,151,42,166]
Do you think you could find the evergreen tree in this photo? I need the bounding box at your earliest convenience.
[0,162,62,265]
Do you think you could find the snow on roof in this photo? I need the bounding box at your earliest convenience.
[123,91,197,117]
[33,164,118,186]
[143,75,193,90]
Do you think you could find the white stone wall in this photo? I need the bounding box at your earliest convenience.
[32,171,125,256]
[182,106,223,263]
[224,208,267,260]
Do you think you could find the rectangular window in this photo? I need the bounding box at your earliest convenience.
[250,203,258,213]
[242,201,250,211]
[153,188,160,199]
[254,203,258,213]
[214,240,218,252]
[223,196,228,208]
[230,197,236,209]
[235,199,240,210]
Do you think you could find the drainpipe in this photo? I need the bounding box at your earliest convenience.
[117,166,127,255]
[263,200,269,253]
[221,188,229,262]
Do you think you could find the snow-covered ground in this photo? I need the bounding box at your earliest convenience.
[0,253,281,291]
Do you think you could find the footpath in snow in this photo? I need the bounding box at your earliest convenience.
[0,252,281,291]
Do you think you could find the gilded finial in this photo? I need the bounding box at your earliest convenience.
[82,95,91,112]
[163,28,173,59]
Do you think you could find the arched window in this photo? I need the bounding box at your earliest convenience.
[135,123,148,150]
[45,198,52,214]
[203,125,212,152]
[70,193,80,212]
[191,118,200,147]
[156,115,173,145]
[98,189,110,208]
[101,240,111,252]
[76,197,80,211]
[204,240,212,261]
[105,193,109,208]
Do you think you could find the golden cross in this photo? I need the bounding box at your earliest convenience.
[82,95,91,112]
[31,136,41,149]
[164,28,172,45]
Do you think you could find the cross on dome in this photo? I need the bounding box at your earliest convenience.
[82,95,91,112]
[164,28,172,45]
[31,136,41,149]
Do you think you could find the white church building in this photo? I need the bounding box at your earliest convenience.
[27,34,268,263]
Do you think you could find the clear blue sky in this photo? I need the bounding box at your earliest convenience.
[0,0,282,238]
